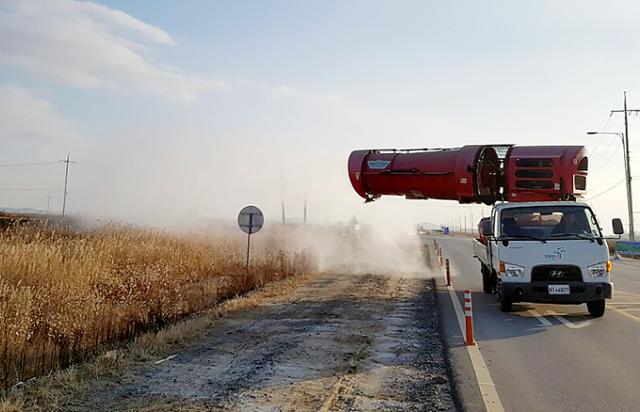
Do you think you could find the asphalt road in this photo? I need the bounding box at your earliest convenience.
[433,235,640,412]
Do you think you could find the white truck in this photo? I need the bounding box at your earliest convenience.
[347,144,625,316]
[473,201,624,316]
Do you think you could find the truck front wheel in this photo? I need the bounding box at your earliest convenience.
[499,297,512,312]
[587,299,606,317]
[497,282,512,312]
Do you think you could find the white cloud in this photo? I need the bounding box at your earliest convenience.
[0,84,75,146]
[0,0,224,101]
[72,1,175,46]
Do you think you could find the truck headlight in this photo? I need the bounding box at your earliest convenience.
[501,261,525,278]
[588,262,609,277]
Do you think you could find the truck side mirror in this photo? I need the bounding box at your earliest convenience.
[612,218,624,235]
[480,220,493,237]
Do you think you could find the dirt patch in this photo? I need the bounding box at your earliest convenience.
[66,273,454,411]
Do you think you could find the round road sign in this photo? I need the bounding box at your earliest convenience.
[237,205,264,234]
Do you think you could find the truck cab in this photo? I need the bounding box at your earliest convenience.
[473,201,623,316]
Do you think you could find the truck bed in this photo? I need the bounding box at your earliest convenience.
[472,238,489,266]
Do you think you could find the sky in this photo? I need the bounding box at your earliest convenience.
[1,0,640,234]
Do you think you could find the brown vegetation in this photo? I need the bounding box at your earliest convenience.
[0,273,311,412]
[0,223,313,390]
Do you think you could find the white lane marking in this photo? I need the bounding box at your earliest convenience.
[528,310,552,326]
[616,291,640,298]
[443,269,505,412]
[546,311,593,329]
[153,354,177,365]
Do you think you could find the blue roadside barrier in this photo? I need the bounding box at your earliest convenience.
[617,241,640,259]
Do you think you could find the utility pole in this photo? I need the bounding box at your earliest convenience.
[281,201,286,226]
[60,152,71,217]
[46,193,51,216]
[611,92,639,240]
[279,163,286,226]
[303,195,308,224]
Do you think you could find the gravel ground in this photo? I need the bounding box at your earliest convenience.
[70,272,455,411]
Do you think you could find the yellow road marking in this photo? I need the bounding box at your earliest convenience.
[611,307,640,322]
[615,290,640,298]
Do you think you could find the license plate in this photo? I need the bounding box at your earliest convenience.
[548,285,570,295]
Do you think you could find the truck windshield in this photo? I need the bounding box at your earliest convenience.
[500,206,602,240]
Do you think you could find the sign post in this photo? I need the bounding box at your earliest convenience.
[237,206,264,271]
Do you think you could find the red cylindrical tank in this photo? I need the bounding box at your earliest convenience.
[348,145,588,204]
[348,146,501,204]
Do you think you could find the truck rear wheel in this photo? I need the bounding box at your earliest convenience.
[587,299,606,317]
[481,265,493,294]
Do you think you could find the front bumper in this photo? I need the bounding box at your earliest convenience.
[500,281,612,304]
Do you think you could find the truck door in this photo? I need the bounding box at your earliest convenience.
[490,208,499,271]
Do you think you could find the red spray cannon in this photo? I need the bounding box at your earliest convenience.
[348,145,588,204]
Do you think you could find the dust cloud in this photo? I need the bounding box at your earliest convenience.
[259,221,435,278]
[106,213,435,279]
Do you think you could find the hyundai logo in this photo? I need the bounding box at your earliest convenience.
[550,270,565,279]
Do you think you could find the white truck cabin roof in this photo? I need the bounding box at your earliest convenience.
[492,201,591,213]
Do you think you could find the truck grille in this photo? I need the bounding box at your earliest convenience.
[531,265,582,282]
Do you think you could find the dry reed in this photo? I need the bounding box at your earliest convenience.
[0,223,313,390]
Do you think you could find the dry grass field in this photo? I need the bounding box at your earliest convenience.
[0,220,313,390]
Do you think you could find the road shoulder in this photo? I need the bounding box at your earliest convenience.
[51,272,456,411]
[435,285,486,412]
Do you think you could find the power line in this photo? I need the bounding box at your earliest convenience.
[589,132,620,168]
[610,91,640,240]
[0,188,59,192]
[589,121,625,168]
[589,142,622,173]
[588,166,627,193]
[589,112,614,155]
[0,161,59,168]
[593,113,638,181]
[586,178,626,201]
[591,153,625,175]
